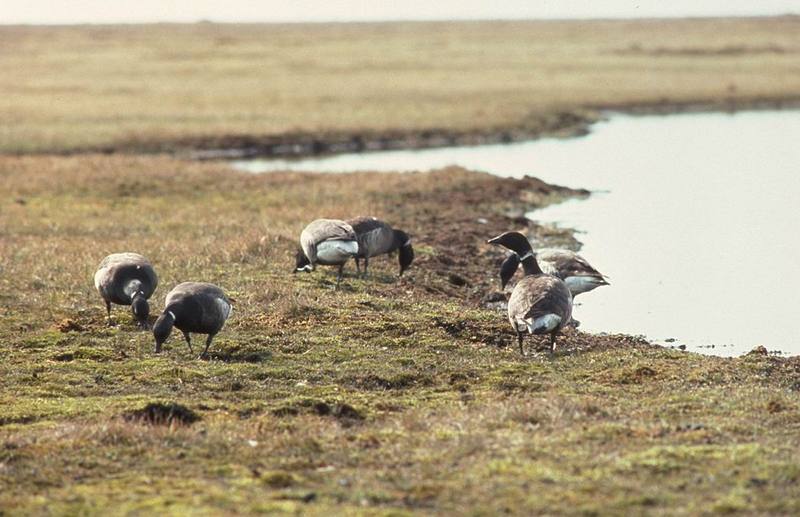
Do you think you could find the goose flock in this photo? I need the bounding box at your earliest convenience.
[95,216,607,358]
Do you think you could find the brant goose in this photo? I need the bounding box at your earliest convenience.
[153,282,232,359]
[488,232,573,355]
[500,247,608,297]
[93,252,158,328]
[295,218,359,287]
[347,216,414,277]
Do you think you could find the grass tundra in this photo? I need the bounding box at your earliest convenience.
[2,156,800,513]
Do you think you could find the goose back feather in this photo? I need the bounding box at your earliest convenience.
[300,219,358,266]
[94,252,158,305]
[164,282,232,335]
[348,216,395,258]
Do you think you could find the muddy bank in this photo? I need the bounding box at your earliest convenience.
[173,97,799,160]
[178,110,596,160]
[356,167,589,306]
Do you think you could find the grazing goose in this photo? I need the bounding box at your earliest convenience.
[500,247,608,297]
[488,232,573,355]
[153,282,232,359]
[347,216,414,277]
[93,252,158,328]
[295,218,359,287]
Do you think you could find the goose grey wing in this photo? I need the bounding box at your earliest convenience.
[306,219,357,243]
[348,217,394,257]
[509,275,572,322]
[301,219,356,262]
[94,253,156,297]
[538,249,604,279]
[197,284,231,329]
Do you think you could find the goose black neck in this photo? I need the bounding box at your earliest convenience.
[392,229,409,252]
[520,254,543,276]
[164,303,183,321]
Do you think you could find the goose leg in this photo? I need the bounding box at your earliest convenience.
[355,258,361,275]
[105,301,113,326]
[517,331,525,356]
[336,264,344,289]
[199,334,215,360]
[549,332,557,354]
[363,256,369,278]
[182,331,194,354]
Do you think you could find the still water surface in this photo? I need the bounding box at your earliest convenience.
[234,111,800,356]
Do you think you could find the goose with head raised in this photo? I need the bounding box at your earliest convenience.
[488,232,573,355]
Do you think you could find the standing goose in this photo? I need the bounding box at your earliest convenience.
[500,247,608,297]
[295,218,359,287]
[347,216,414,277]
[93,252,158,328]
[153,282,232,359]
[488,232,573,355]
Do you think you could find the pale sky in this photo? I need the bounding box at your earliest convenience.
[1,0,798,25]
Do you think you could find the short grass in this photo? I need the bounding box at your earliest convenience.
[2,156,800,514]
[2,17,800,153]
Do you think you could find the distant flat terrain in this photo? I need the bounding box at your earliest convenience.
[2,17,799,153]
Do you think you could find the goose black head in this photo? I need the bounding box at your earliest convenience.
[487,232,533,257]
[488,232,542,276]
[131,292,150,329]
[499,253,521,289]
[294,249,312,273]
[153,309,176,353]
[394,230,414,276]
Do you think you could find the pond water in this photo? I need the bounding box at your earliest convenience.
[233,110,800,356]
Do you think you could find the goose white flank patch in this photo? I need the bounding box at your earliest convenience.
[488,232,573,355]
[93,252,158,329]
[316,239,359,264]
[295,218,360,288]
[347,216,415,277]
[527,313,563,334]
[153,282,232,359]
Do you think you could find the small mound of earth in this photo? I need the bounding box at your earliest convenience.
[122,402,201,426]
[55,318,84,332]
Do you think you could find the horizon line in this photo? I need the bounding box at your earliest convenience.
[1,12,798,27]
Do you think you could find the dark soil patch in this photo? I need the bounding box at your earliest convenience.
[617,365,658,385]
[0,415,38,427]
[122,403,201,426]
[347,372,434,391]
[272,398,365,421]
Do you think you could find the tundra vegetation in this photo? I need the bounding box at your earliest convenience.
[2,157,800,514]
[2,16,800,515]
